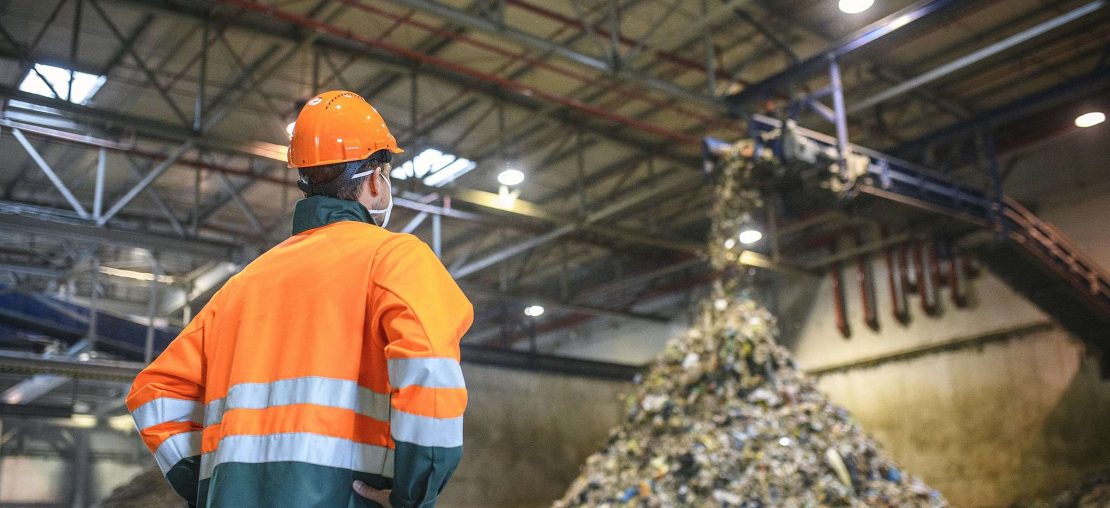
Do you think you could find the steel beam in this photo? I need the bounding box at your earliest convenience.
[124,157,188,237]
[89,0,193,125]
[123,0,703,149]
[97,140,194,225]
[11,129,90,219]
[0,351,143,382]
[849,1,1105,114]
[726,0,960,113]
[893,68,1110,157]
[460,284,669,323]
[450,172,692,278]
[382,0,720,109]
[460,344,642,380]
[160,261,239,316]
[0,206,239,260]
[215,170,270,239]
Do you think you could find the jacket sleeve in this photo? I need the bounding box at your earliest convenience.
[373,234,474,508]
[126,307,209,507]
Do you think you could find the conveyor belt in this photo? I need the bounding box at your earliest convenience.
[715,116,1110,365]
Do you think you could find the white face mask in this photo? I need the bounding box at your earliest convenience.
[352,168,393,229]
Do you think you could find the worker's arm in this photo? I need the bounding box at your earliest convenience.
[126,307,209,507]
[374,234,473,508]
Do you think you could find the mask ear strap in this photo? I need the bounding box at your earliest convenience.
[351,150,393,179]
[350,166,377,179]
[297,160,367,195]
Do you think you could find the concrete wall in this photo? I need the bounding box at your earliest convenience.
[440,364,631,507]
[0,424,149,507]
[778,131,1110,506]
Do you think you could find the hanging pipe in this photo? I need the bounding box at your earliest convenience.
[917,241,939,315]
[949,249,969,308]
[885,237,910,324]
[903,242,918,292]
[829,244,851,338]
[856,233,879,331]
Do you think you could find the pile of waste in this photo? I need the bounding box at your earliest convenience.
[99,464,180,507]
[554,143,946,507]
[1014,470,1110,508]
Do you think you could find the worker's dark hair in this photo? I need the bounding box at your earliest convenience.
[297,150,392,200]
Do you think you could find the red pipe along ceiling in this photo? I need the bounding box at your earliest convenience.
[211,0,708,145]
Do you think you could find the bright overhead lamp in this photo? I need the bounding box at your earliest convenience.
[723,238,737,250]
[286,121,296,138]
[1075,111,1105,128]
[498,168,525,186]
[524,305,545,317]
[739,228,763,245]
[838,0,874,14]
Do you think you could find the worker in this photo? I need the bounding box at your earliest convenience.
[126,90,473,507]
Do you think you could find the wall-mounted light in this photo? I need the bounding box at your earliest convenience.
[524,305,545,317]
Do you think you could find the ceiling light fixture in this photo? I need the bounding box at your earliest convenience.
[524,305,545,317]
[1075,111,1105,128]
[739,229,763,245]
[838,0,874,14]
[498,168,525,186]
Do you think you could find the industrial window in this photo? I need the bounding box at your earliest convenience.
[392,148,478,187]
[18,63,106,104]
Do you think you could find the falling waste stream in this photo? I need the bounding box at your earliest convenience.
[553,146,947,508]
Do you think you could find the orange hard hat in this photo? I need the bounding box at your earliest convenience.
[287,90,404,169]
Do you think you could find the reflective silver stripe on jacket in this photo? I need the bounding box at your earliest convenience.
[132,397,204,431]
[204,376,391,426]
[387,357,465,389]
[154,431,203,474]
[390,410,464,448]
[199,432,395,480]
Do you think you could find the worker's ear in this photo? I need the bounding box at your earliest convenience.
[365,166,383,198]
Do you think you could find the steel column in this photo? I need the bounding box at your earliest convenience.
[144,255,161,363]
[829,59,850,177]
[93,148,105,220]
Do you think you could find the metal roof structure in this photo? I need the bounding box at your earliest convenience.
[0,0,1107,409]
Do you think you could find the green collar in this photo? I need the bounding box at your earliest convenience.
[291,196,373,235]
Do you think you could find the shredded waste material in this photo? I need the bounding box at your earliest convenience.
[554,146,946,507]
[99,464,180,507]
[1013,470,1110,508]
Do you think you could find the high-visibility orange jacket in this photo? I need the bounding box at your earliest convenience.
[127,196,473,507]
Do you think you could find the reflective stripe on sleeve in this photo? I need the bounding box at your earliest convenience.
[154,430,202,474]
[390,410,463,448]
[199,433,395,480]
[387,358,465,389]
[204,376,391,427]
[132,397,204,431]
